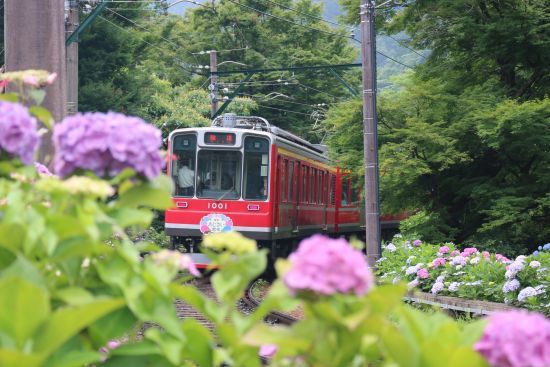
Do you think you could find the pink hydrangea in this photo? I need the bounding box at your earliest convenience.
[416,268,429,279]
[283,235,374,296]
[439,245,450,254]
[496,254,512,264]
[482,251,490,260]
[461,247,478,257]
[259,344,278,358]
[474,310,550,367]
[432,257,446,268]
[450,250,460,257]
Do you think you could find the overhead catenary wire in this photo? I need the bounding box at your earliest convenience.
[193,47,249,55]
[261,0,347,28]
[386,34,426,59]
[223,0,354,41]
[237,92,328,109]
[255,103,316,116]
[106,7,200,64]
[98,15,204,77]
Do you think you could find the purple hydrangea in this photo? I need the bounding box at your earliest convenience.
[474,310,550,367]
[0,101,39,164]
[412,239,422,247]
[34,162,52,176]
[283,235,374,296]
[517,286,546,302]
[53,112,163,179]
[431,282,444,295]
[502,279,520,293]
[385,243,397,252]
[461,247,478,257]
[448,282,461,292]
[451,255,467,266]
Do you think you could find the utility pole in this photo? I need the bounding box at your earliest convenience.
[360,0,381,267]
[5,0,67,160]
[66,0,79,115]
[209,50,218,118]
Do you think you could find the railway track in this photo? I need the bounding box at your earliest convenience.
[241,280,299,325]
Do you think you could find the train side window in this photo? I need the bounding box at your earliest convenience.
[171,133,197,198]
[329,174,336,205]
[319,171,324,204]
[282,159,288,202]
[350,181,358,205]
[243,136,269,200]
[310,168,315,203]
[288,161,294,202]
[301,166,308,203]
[341,176,350,206]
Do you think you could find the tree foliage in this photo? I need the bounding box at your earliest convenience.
[326,0,550,254]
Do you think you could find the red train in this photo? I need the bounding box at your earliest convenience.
[165,114,403,265]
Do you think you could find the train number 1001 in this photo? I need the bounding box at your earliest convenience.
[208,202,228,210]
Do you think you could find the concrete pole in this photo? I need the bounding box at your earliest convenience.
[5,0,67,161]
[210,50,218,118]
[360,0,381,267]
[66,0,78,115]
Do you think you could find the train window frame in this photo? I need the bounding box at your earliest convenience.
[196,149,242,200]
[288,161,295,203]
[171,133,198,198]
[243,135,270,201]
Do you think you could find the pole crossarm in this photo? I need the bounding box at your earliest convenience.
[212,63,361,76]
[213,73,255,118]
[66,1,108,46]
[329,68,359,97]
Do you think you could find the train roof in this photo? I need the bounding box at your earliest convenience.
[170,114,328,159]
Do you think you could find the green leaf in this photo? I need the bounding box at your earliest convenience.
[0,93,19,102]
[0,348,42,367]
[89,307,138,346]
[28,89,46,105]
[180,318,215,367]
[0,275,50,347]
[54,287,95,306]
[117,182,173,210]
[33,298,125,355]
[44,351,101,367]
[111,208,154,228]
[29,106,54,129]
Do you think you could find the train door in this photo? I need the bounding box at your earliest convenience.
[274,155,283,228]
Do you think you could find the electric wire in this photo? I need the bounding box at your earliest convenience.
[386,34,426,59]
[237,92,327,109]
[261,0,346,28]
[192,46,249,54]
[106,7,200,64]
[255,103,315,116]
[98,15,203,77]
[224,0,353,41]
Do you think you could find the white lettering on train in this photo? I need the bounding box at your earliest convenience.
[208,202,228,210]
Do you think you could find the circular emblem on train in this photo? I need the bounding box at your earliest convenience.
[199,214,234,234]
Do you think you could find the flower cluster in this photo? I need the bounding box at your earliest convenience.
[284,235,374,296]
[53,112,163,179]
[150,250,199,276]
[474,310,550,367]
[202,231,257,254]
[377,236,549,312]
[0,101,39,164]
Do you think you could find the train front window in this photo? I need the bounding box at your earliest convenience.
[243,136,269,200]
[171,134,197,197]
[197,150,242,199]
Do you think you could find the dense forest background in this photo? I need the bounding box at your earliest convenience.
[1,0,548,255]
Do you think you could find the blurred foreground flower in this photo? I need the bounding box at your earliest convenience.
[36,176,115,198]
[474,310,550,367]
[284,235,374,296]
[0,101,39,164]
[151,250,199,276]
[53,112,163,179]
[203,231,257,254]
[259,344,278,359]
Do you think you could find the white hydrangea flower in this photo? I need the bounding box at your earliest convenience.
[448,282,461,292]
[529,261,541,268]
[385,243,397,252]
[469,257,480,265]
